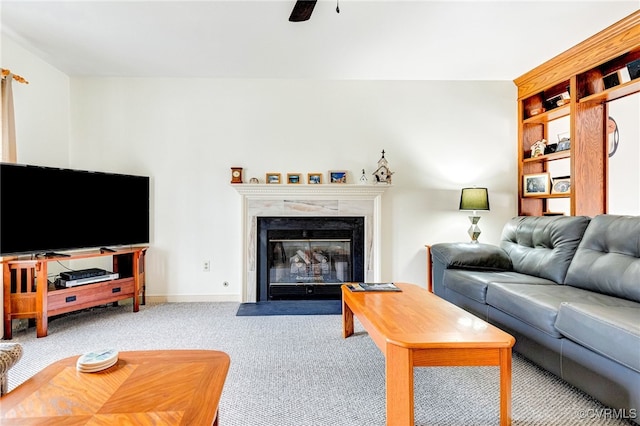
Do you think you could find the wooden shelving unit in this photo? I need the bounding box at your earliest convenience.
[514,10,640,216]
[2,246,147,338]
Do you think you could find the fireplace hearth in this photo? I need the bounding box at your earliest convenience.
[257,217,364,301]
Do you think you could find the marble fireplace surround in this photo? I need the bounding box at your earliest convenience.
[233,184,390,302]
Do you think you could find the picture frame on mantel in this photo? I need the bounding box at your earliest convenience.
[266,173,281,184]
[329,170,347,184]
[287,173,302,184]
[307,173,322,184]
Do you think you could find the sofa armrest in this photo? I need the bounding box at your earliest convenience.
[431,242,512,271]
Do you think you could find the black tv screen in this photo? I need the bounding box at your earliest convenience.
[0,163,150,256]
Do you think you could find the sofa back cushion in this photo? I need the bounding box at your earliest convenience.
[565,215,640,302]
[500,215,590,284]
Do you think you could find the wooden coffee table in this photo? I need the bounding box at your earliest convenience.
[0,349,230,425]
[342,282,515,426]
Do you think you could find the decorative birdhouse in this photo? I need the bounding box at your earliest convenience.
[372,150,393,184]
[531,139,547,158]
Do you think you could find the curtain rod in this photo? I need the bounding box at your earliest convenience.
[1,68,29,84]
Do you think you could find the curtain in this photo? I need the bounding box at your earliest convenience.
[1,73,17,163]
[0,73,14,338]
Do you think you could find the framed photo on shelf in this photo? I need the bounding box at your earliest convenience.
[329,170,347,184]
[266,173,281,184]
[556,132,571,152]
[287,173,302,184]
[523,173,550,196]
[307,173,323,184]
[551,176,571,194]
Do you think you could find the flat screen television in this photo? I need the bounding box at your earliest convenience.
[0,163,150,256]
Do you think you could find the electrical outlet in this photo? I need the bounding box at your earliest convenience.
[203,261,211,272]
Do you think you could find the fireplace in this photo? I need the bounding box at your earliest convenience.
[233,184,389,302]
[257,217,364,301]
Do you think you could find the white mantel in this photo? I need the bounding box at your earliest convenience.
[233,184,390,302]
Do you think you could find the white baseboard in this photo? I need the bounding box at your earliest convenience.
[145,294,242,304]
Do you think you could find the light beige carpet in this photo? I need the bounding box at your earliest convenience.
[6,302,636,425]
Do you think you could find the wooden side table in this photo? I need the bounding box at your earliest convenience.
[0,350,230,425]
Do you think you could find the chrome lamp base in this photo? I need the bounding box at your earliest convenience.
[467,215,482,243]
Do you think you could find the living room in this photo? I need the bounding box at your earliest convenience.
[2,1,638,308]
[1,2,640,424]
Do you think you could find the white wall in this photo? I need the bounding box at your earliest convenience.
[4,35,520,302]
[1,37,70,166]
[67,78,518,300]
[608,94,640,215]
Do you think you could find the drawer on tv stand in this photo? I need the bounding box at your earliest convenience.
[47,278,135,315]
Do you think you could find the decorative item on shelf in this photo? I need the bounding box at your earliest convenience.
[523,173,550,196]
[544,143,557,155]
[607,116,619,158]
[358,169,368,185]
[528,107,545,117]
[230,167,243,184]
[459,187,490,244]
[266,173,281,184]
[544,90,570,110]
[627,58,640,80]
[544,133,563,154]
[602,72,621,89]
[372,150,393,184]
[287,173,302,184]
[603,67,631,89]
[556,135,570,152]
[307,173,322,184]
[530,139,547,158]
[551,176,571,194]
[249,177,259,184]
[329,170,347,183]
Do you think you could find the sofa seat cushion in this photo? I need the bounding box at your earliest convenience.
[486,283,638,338]
[555,303,640,373]
[444,270,556,304]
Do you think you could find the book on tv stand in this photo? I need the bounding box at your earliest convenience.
[347,282,401,292]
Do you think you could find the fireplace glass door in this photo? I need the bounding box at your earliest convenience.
[258,216,364,301]
[268,238,351,299]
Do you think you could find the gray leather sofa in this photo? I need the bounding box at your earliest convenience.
[430,214,640,423]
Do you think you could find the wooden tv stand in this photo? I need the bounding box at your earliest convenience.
[2,246,147,338]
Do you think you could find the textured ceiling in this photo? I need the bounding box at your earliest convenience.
[2,1,638,80]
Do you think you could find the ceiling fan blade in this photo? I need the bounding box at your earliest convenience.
[289,0,317,22]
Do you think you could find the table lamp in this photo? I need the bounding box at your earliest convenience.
[459,187,490,243]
